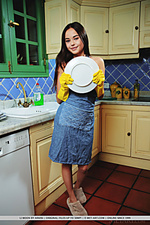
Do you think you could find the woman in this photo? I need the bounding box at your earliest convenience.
[49,22,105,216]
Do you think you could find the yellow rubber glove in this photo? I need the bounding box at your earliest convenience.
[95,85,104,97]
[93,69,105,86]
[57,72,74,101]
[92,69,105,97]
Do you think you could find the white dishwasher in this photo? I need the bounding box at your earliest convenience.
[0,129,34,225]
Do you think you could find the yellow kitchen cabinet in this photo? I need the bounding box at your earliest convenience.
[102,106,131,156]
[92,105,101,158]
[29,121,64,208]
[81,6,109,55]
[109,2,140,55]
[140,0,150,48]
[132,111,150,160]
[45,0,80,56]
[67,0,81,22]
[81,2,140,57]
[100,105,150,170]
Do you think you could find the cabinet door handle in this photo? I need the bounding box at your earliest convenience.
[8,20,19,27]
[105,30,109,33]
[127,132,131,136]
[135,26,139,30]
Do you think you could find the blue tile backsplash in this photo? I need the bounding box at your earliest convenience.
[105,57,150,92]
[0,59,56,101]
[0,57,150,101]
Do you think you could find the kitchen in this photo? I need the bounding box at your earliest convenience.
[0,0,150,224]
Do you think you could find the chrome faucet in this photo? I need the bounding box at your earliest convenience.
[16,82,33,107]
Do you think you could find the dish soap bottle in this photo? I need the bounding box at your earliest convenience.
[134,80,140,99]
[33,83,44,106]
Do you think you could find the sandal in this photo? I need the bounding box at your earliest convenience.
[67,198,88,216]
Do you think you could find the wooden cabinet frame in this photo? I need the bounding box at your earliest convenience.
[100,104,150,171]
[140,0,150,48]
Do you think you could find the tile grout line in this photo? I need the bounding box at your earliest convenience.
[84,164,118,205]
[32,163,150,225]
[115,169,145,216]
[45,165,150,218]
[52,202,69,211]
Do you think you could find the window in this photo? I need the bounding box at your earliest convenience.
[0,0,48,77]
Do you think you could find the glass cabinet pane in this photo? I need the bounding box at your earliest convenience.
[0,1,4,63]
[27,19,37,42]
[26,0,36,17]
[14,14,25,39]
[0,7,2,32]
[29,45,39,65]
[13,0,23,13]
[0,39,4,63]
[17,43,27,64]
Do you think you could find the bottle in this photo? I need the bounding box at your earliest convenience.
[33,83,44,106]
[134,80,140,99]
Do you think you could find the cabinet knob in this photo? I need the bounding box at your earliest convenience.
[105,30,109,33]
[135,26,139,30]
[127,132,131,136]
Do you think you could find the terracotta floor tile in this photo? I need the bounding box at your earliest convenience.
[30,161,150,225]
[54,191,68,209]
[140,170,150,179]
[94,182,129,204]
[42,204,70,216]
[115,165,141,175]
[88,166,113,181]
[83,193,92,202]
[107,171,137,188]
[124,189,150,214]
[133,176,150,193]
[95,161,118,170]
[118,206,147,215]
[82,176,103,194]
[99,221,113,225]
[85,196,121,216]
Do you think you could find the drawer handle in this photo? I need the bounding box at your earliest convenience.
[127,132,131,136]
[105,30,109,33]
[135,26,139,30]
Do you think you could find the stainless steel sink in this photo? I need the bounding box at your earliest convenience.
[132,97,150,102]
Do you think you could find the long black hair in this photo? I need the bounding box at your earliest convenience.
[54,22,90,88]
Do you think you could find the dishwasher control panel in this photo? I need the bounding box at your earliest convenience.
[0,129,29,157]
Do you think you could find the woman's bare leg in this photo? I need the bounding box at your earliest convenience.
[74,165,88,189]
[62,164,77,203]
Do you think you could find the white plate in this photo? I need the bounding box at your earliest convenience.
[64,56,98,93]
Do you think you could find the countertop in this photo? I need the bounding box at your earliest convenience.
[95,97,150,106]
[0,97,150,137]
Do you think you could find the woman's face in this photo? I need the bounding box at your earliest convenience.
[65,28,84,57]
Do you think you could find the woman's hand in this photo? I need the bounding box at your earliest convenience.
[57,72,73,102]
